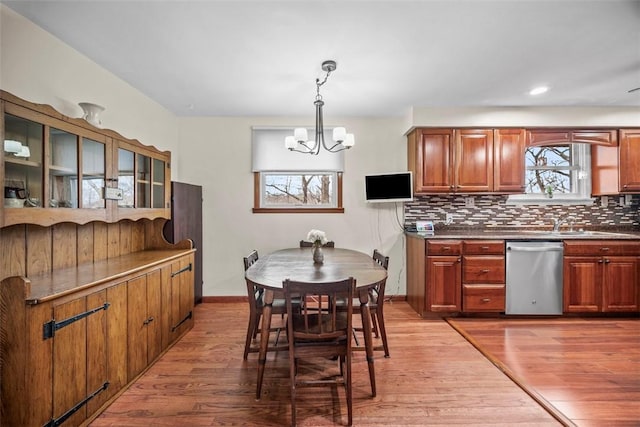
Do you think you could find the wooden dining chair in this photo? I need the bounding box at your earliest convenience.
[299,240,335,248]
[353,249,390,357]
[284,277,355,427]
[243,250,288,359]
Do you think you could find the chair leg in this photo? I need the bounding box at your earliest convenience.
[290,356,297,426]
[346,352,353,426]
[376,307,390,358]
[370,309,379,338]
[244,312,259,360]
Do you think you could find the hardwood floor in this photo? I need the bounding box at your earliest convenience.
[91,302,564,426]
[448,317,640,427]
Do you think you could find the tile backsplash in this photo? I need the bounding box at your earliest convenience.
[404,195,639,230]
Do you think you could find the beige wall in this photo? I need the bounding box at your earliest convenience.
[2,5,639,296]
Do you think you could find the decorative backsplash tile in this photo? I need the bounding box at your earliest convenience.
[404,195,639,230]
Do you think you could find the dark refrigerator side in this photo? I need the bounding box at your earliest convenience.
[164,181,203,304]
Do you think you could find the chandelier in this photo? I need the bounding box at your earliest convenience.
[285,60,355,155]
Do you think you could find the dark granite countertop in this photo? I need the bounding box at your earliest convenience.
[405,228,640,240]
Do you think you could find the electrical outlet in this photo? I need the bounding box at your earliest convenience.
[465,197,475,208]
[445,213,454,224]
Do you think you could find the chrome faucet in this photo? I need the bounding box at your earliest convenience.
[552,215,574,232]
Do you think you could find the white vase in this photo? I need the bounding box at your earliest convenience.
[79,102,105,127]
[313,245,324,264]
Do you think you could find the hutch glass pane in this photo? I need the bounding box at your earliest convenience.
[82,138,105,209]
[118,148,134,208]
[137,154,151,208]
[3,114,43,207]
[49,127,78,208]
[152,158,164,208]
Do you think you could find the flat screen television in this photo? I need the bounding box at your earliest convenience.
[365,172,413,203]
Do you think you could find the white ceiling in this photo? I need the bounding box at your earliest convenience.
[4,0,640,117]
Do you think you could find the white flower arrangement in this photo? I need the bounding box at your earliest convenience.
[307,229,328,247]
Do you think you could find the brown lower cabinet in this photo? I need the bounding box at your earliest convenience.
[0,250,194,427]
[407,238,506,316]
[563,240,639,312]
[407,236,639,317]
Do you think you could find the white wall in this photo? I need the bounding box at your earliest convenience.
[176,116,408,297]
[3,4,639,297]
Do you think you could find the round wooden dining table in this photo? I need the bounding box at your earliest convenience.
[245,247,388,399]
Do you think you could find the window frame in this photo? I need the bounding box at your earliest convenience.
[252,172,344,213]
[507,143,595,206]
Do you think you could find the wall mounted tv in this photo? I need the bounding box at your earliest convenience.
[364,172,413,203]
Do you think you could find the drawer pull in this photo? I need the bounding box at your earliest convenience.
[481,269,490,273]
[600,247,610,252]
[441,247,451,251]
[481,298,491,303]
[480,246,490,250]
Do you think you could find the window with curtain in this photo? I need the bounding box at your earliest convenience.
[252,128,344,213]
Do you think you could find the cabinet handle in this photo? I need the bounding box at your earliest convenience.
[480,246,490,250]
[457,257,462,263]
[481,269,490,273]
[441,247,451,251]
[481,298,491,303]
[598,259,604,264]
[143,316,155,325]
[604,259,611,264]
[600,247,610,252]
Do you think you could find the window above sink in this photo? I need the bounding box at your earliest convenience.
[507,143,595,206]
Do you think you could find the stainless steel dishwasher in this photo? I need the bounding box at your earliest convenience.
[505,241,564,315]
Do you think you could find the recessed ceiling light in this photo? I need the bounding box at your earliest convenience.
[529,86,549,96]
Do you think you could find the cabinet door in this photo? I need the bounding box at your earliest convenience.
[602,256,638,312]
[127,274,149,380]
[619,129,640,192]
[494,129,525,193]
[563,257,601,312]
[168,256,195,343]
[455,129,493,192]
[52,297,88,426]
[410,128,454,193]
[427,255,461,312]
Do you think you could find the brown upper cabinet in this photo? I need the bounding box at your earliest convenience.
[1,91,171,227]
[592,128,640,195]
[408,128,525,194]
[526,128,618,146]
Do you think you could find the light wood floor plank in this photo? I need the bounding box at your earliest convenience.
[92,302,563,426]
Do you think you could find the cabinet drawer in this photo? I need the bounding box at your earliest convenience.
[564,240,640,256]
[426,240,462,255]
[463,256,505,283]
[463,240,505,255]
[463,284,505,312]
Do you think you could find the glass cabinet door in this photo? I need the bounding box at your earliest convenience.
[49,127,78,208]
[3,114,44,208]
[82,138,106,209]
[118,148,134,208]
[137,153,151,208]
[152,158,165,209]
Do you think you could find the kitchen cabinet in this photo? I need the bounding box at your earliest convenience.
[407,128,523,194]
[1,90,171,227]
[619,129,640,193]
[426,240,462,312]
[563,240,640,313]
[526,129,617,146]
[493,129,526,193]
[462,240,505,312]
